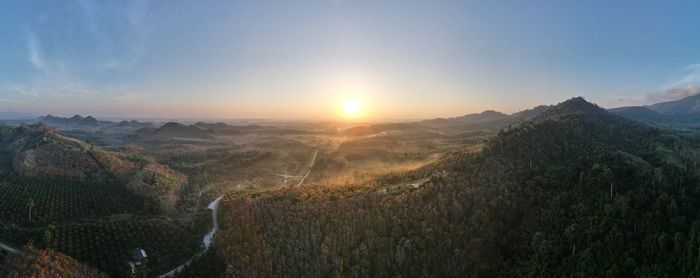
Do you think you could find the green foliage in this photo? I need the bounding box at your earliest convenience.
[0,177,144,227]
[45,219,200,277]
[212,111,700,277]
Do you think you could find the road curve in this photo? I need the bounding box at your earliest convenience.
[0,241,19,253]
[158,194,224,278]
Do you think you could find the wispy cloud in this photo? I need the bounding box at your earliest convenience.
[26,30,47,72]
[22,29,94,100]
[647,85,700,103]
[664,64,700,89]
[607,85,700,107]
[12,1,161,103]
[606,64,700,107]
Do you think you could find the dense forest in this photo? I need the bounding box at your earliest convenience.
[208,98,700,277]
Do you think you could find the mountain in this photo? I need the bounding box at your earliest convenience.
[134,121,246,138]
[113,120,154,129]
[38,114,103,127]
[420,110,509,128]
[344,97,601,140]
[609,93,700,127]
[193,121,230,130]
[648,93,700,115]
[203,97,700,277]
[0,123,186,211]
[418,97,600,133]
[136,122,214,138]
[608,106,671,123]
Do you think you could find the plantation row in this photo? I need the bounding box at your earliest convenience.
[47,218,201,277]
[0,178,144,226]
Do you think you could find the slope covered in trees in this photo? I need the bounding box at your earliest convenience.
[0,123,186,212]
[211,98,700,277]
[1,247,107,277]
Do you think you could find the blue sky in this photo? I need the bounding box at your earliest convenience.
[2,1,700,120]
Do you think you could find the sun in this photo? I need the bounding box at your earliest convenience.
[342,99,361,118]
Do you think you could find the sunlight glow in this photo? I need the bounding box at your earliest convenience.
[343,99,361,118]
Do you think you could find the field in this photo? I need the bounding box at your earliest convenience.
[0,178,144,227]
[46,218,200,277]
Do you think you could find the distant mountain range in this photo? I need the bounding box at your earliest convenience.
[609,93,700,127]
[349,97,607,136]
[35,114,156,129]
[39,114,101,126]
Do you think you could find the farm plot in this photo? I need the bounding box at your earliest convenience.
[0,178,144,226]
[47,218,200,277]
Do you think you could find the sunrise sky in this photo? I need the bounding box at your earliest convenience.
[2,1,700,120]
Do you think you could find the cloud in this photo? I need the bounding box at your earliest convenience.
[607,85,700,107]
[646,85,700,103]
[664,64,700,89]
[605,64,700,107]
[26,30,47,71]
[13,1,161,103]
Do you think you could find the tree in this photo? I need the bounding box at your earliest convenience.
[27,198,35,223]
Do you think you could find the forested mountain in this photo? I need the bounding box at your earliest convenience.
[359,97,599,136]
[203,97,700,277]
[649,93,700,115]
[610,93,700,128]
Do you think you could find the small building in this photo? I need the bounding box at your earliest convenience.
[129,248,148,275]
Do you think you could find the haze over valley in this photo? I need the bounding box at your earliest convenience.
[4,1,700,277]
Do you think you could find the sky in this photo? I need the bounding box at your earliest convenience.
[2,1,700,120]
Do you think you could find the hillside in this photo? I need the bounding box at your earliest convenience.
[0,123,186,213]
[610,93,700,127]
[205,97,700,277]
[1,247,107,277]
[419,110,509,130]
[136,122,215,138]
[649,93,700,115]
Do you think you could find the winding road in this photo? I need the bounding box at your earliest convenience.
[158,194,224,278]
[157,149,318,277]
[0,241,19,253]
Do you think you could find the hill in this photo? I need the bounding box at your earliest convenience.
[608,106,669,123]
[649,93,700,115]
[1,247,107,277]
[0,123,186,212]
[113,120,154,129]
[37,114,107,127]
[209,97,700,277]
[137,122,214,138]
[609,93,700,127]
[419,110,509,129]
[345,97,602,138]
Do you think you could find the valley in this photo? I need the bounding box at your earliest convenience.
[4,97,700,276]
[4,2,699,276]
